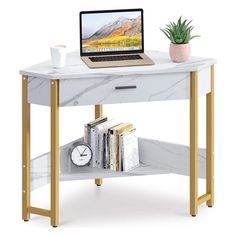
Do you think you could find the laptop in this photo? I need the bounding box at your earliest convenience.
[79,9,154,68]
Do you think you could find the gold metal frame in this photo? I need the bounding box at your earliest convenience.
[22,77,60,227]
[22,75,30,221]
[50,80,59,227]
[95,104,103,186]
[190,65,214,216]
[22,65,214,226]
[190,71,198,216]
[206,65,214,207]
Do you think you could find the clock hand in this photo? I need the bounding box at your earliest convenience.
[76,147,82,156]
[81,154,88,157]
[81,147,87,155]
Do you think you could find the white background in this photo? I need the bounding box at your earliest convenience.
[0,0,235,234]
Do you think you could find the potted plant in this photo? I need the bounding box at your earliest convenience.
[160,16,200,63]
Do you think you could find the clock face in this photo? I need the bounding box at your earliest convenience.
[70,143,92,167]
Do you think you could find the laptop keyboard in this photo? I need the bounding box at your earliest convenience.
[89,54,143,62]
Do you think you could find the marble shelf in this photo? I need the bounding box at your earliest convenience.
[31,137,206,191]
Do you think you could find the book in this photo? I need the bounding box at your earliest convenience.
[97,120,118,168]
[108,123,124,171]
[103,132,108,168]
[120,128,139,172]
[118,127,135,171]
[114,123,133,171]
[86,117,108,167]
[91,120,117,168]
[109,133,115,170]
[104,123,122,169]
[84,118,139,172]
[84,117,107,145]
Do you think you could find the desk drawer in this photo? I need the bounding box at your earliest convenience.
[59,72,191,106]
[27,67,210,106]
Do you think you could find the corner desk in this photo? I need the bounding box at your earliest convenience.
[20,50,216,227]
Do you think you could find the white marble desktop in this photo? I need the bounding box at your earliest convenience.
[21,51,215,107]
[20,50,216,80]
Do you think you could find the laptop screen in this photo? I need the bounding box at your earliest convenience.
[80,9,143,56]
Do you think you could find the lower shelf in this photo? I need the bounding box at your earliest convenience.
[31,137,206,191]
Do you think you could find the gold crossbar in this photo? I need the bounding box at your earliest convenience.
[198,193,211,205]
[29,207,51,217]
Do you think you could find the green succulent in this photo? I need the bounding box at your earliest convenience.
[160,16,200,44]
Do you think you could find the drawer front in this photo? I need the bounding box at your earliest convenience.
[59,72,190,106]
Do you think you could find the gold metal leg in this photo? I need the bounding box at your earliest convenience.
[189,66,215,216]
[95,104,103,186]
[206,65,214,207]
[22,75,30,221]
[50,80,59,227]
[190,71,198,216]
[95,178,103,186]
[95,104,103,119]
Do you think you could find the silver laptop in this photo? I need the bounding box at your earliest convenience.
[80,9,154,68]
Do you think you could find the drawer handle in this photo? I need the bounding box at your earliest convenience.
[115,85,137,90]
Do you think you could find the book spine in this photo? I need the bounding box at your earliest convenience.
[116,133,122,172]
[106,133,110,168]
[84,125,88,143]
[118,134,122,171]
[90,128,96,167]
[103,133,106,168]
[103,133,108,169]
[95,128,99,167]
[109,133,114,170]
[121,135,124,172]
[98,131,103,168]
[113,130,117,171]
[87,127,91,145]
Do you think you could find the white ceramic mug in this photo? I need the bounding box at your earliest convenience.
[50,45,66,68]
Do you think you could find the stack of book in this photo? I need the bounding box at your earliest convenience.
[84,117,139,172]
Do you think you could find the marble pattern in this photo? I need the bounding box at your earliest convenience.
[30,137,206,191]
[23,50,214,107]
[28,76,50,106]
[27,65,211,106]
[23,51,215,106]
[20,51,216,80]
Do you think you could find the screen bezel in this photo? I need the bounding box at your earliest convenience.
[79,8,144,56]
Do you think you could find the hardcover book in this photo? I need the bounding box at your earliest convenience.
[120,128,139,172]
